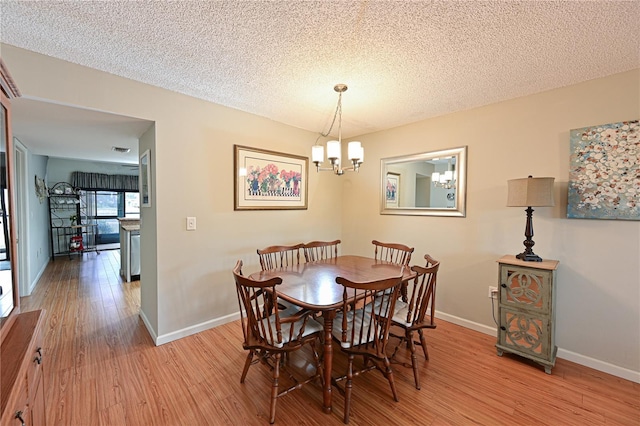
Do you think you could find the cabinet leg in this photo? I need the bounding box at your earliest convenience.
[496,348,503,357]
[544,366,552,374]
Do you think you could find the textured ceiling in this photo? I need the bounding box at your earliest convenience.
[0,1,639,163]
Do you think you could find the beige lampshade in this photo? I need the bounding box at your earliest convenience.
[507,176,555,207]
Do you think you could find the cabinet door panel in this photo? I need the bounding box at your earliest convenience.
[499,307,551,360]
[500,265,552,314]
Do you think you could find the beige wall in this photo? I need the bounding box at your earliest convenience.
[2,44,343,342]
[342,69,640,379]
[3,44,638,380]
[138,125,158,334]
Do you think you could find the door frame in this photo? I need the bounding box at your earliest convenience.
[14,138,28,296]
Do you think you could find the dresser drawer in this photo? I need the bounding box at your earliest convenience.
[27,331,44,400]
[1,374,28,426]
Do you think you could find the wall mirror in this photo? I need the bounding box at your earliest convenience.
[380,146,467,217]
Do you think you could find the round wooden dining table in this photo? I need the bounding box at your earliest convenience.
[248,255,414,414]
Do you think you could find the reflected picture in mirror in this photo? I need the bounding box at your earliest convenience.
[385,172,400,208]
[380,146,467,217]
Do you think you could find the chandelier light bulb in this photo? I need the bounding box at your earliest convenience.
[348,141,362,161]
[312,145,324,164]
[327,141,341,160]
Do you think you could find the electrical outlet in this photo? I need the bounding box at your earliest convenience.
[186,216,196,231]
[488,286,498,298]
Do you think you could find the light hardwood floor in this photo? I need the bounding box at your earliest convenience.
[20,251,639,425]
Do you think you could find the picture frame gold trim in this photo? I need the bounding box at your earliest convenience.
[234,145,308,211]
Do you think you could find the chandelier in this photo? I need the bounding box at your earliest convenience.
[311,84,364,175]
[431,157,456,189]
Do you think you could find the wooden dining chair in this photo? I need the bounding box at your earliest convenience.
[303,240,341,262]
[332,273,404,424]
[257,243,305,313]
[257,243,304,270]
[233,260,323,424]
[372,240,414,266]
[389,254,440,390]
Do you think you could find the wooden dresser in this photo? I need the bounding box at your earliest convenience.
[496,255,559,374]
[1,310,46,426]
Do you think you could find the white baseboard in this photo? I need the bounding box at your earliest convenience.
[556,348,640,383]
[153,311,241,346]
[435,311,640,384]
[138,309,158,344]
[28,261,48,295]
[436,311,497,336]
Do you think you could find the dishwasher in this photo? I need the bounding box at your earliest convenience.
[130,231,140,278]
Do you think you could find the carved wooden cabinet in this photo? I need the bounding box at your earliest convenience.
[496,255,559,374]
[1,310,46,426]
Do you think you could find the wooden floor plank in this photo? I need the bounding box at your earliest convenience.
[18,253,640,425]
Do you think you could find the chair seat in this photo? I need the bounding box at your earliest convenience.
[371,290,395,314]
[332,306,377,348]
[392,300,436,328]
[391,300,412,326]
[278,299,304,314]
[261,312,323,348]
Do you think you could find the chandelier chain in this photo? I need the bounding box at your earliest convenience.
[315,91,343,144]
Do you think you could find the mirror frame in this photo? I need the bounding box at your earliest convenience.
[380,146,467,217]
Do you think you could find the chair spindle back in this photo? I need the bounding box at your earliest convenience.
[372,240,414,266]
[233,260,309,349]
[303,240,341,262]
[257,244,304,270]
[403,255,440,327]
[336,274,403,357]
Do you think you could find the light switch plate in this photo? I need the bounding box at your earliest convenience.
[186,217,196,231]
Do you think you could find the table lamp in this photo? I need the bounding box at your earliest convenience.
[507,176,555,262]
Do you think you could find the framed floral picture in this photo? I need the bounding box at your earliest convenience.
[385,172,400,208]
[234,145,308,210]
[568,120,639,220]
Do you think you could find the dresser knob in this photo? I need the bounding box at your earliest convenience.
[500,283,507,288]
[500,326,506,331]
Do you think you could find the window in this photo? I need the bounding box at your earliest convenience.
[83,191,139,245]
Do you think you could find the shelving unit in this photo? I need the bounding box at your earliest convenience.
[48,182,99,259]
